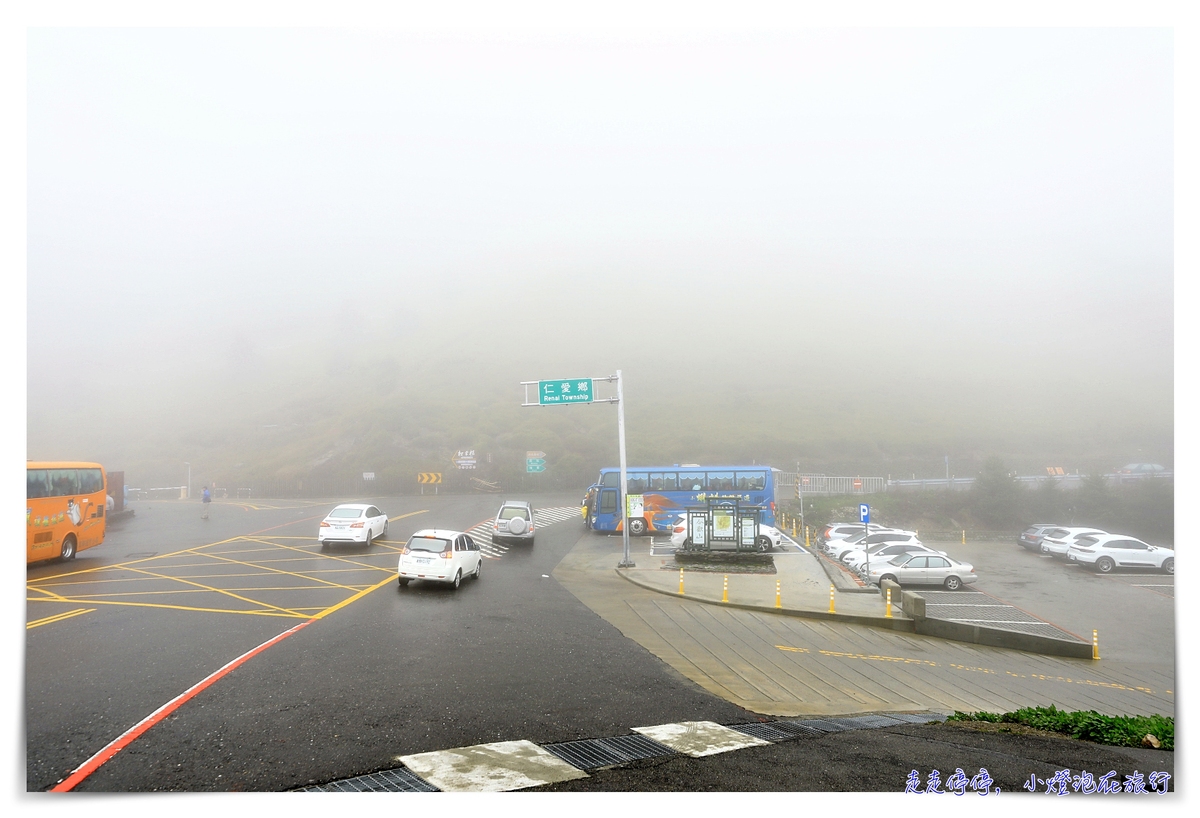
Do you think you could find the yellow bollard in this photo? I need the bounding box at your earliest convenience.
[792,520,797,538]
[775,579,782,609]
[1093,629,1100,660]
[886,586,893,618]
[722,575,729,603]
[962,529,966,544]
[679,567,685,595]
[805,526,811,548]
[828,584,836,614]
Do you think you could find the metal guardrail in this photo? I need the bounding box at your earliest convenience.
[779,474,886,495]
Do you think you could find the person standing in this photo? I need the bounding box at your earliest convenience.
[201,486,211,519]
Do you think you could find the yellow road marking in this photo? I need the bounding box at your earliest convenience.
[182,543,368,591]
[313,574,399,620]
[819,649,940,666]
[775,645,811,653]
[24,511,428,620]
[26,597,308,618]
[117,564,304,618]
[27,608,95,629]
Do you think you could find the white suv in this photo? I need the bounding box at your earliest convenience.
[493,501,536,545]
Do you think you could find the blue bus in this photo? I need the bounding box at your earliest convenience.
[584,465,778,534]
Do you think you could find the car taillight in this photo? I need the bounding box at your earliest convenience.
[441,551,453,559]
[674,526,685,534]
[770,501,775,513]
[320,521,330,527]
[1075,547,1094,553]
[350,522,363,528]
[401,547,411,555]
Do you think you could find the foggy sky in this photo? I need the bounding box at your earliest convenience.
[23,24,1175,471]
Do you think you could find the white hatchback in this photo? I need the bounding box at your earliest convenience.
[397,529,483,589]
[318,503,388,547]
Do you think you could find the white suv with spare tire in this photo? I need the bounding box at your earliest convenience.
[493,501,535,545]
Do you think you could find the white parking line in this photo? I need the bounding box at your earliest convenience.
[399,740,587,792]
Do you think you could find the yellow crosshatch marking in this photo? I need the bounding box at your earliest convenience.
[27,510,427,622]
[27,608,95,629]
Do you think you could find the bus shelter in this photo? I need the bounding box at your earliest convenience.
[682,499,761,552]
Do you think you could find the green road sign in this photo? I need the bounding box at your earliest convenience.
[526,460,546,473]
[538,378,593,405]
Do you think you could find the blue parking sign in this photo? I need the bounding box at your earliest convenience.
[859,503,870,523]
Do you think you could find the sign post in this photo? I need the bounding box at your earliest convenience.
[521,372,631,567]
[860,503,871,579]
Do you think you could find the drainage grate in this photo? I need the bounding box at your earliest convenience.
[728,722,810,742]
[296,767,439,792]
[790,718,848,733]
[544,734,676,770]
[772,721,830,738]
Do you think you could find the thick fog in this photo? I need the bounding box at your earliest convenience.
[24,26,1174,486]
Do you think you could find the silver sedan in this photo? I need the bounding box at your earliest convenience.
[864,553,978,591]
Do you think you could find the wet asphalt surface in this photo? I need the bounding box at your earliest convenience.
[25,495,1176,793]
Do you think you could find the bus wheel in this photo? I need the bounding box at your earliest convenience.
[629,518,647,536]
[60,535,77,561]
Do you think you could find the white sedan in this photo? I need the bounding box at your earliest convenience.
[668,515,784,552]
[398,529,483,589]
[864,553,978,591]
[844,542,946,571]
[318,503,388,547]
[1067,534,1174,575]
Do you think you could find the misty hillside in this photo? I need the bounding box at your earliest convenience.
[25,29,1173,493]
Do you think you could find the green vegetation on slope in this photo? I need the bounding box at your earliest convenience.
[947,706,1173,750]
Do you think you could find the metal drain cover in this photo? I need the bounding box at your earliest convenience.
[543,734,675,770]
[296,767,439,792]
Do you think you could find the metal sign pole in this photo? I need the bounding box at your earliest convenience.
[616,369,634,568]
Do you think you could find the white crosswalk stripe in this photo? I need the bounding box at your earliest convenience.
[465,506,579,560]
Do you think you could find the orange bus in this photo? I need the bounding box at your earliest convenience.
[27,461,107,564]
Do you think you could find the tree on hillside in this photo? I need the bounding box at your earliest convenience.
[969,456,1020,528]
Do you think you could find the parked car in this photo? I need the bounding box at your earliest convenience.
[1016,523,1061,551]
[1067,534,1174,575]
[865,553,978,591]
[669,514,783,552]
[318,503,388,547]
[1116,463,1167,475]
[818,522,888,548]
[1039,527,1107,558]
[844,541,946,572]
[397,529,483,589]
[831,530,920,562]
[492,500,536,545]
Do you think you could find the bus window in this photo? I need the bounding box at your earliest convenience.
[28,469,50,499]
[708,471,734,490]
[601,472,620,488]
[627,472,648,492]
[736,471,766,491]
[680,471,704,491]
[49,469,81,497]
[80,468,104,494]
[650,472,678,491]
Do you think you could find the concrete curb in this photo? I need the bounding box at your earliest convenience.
[615,569,916,633]
[807,547,879,594]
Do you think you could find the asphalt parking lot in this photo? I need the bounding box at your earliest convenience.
[921,538,1175,667]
